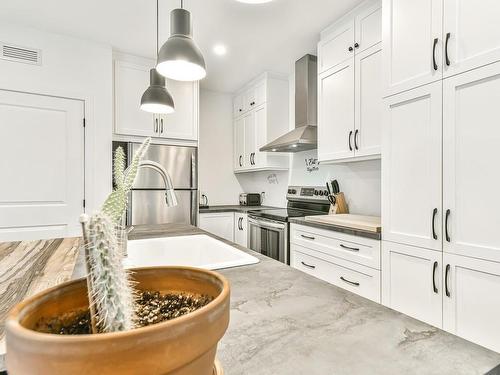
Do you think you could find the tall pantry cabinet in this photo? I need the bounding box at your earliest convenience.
[381,0,500,352]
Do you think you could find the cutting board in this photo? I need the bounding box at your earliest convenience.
[304,214,381,233]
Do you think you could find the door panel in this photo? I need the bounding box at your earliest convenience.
[355,1,382,53]
[0,90,84,240]
[199,212,234,242]
[444,0,500,77]
[318,60,355,162]
[234,213,248,247]
[382,82,442,250]
[443,62,500,262]
[355,44,382,157]
[318,20,355,73]
[443,253,500,353]
[243,111,256,168]
[132,143,197,189]
[382,241,442,327]
[253,104,267,168]
[382,0,443,96]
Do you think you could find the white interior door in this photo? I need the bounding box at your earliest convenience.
[382,241,442,327]
[443,253,500,353]
[0,90,84,241]
[318,19,355,73]
[382,0,443,96]
[382,82,442,250]
[443,62,500,262]
[443,0,500,77]
[318,60,355,162]
[354,43,382,157]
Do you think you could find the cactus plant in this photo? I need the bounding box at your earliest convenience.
[81,138,151,333]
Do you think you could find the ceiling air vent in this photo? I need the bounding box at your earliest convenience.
[1,43,41,65]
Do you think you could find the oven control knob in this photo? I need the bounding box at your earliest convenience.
[324,190,329,196]
[287,189,292,194]
[314,190,319,195]
[319,190,324,196]
[291,189,297,194]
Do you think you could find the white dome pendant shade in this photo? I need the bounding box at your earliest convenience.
[156,6,207,81]
[140,68,175,114]
[140,0,175,114]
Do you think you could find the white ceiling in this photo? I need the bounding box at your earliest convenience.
[0,0,363,93]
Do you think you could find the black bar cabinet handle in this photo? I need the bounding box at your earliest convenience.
[340,244,360,252]
[432,208,438,240]
[354,129,359,150]
[155,117,159,133]
[432,261,438,293]
[445,32,451,66]
[301,234,315,240]
[445,209,451,242]
[432,38,438,71]
[445,264,451,297]
[340,276,360,287]
[301,261,316,269]
[160,118,164,134]
[348,131,353,151]
[239,155,242,167]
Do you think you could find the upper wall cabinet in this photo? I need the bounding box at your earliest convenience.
[317,0,382,163]
[114,55,199,143]
[383,0,500,97]
[233,74,289,173]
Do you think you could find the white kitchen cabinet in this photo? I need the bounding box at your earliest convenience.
[318,0,382,163]
[318,60,355,162]
[199,212,234,242]
[443,253,500,353]
[381,242,442,327]
[233,93,245,117]
[382,0,442,96]
[234,213,248,248]
[443,62,500,263]
[233,73,289,173]
[318,19,355,74]
[354,43,382,157]
[233,117,245,171]
[443,0,500,78]
[114,56,198,142]
[382,82,442,251]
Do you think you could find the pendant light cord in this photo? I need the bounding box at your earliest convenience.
[180,0,183,9]
[156,0,159,55]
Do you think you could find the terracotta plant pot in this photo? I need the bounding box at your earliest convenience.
[6,267,230,375]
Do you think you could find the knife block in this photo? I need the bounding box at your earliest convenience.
[329,192,349,215]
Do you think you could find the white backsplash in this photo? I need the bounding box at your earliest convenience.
[236,170,289,208]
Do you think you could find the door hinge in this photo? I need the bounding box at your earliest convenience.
[83,199,86,208]
[83,118,86,127]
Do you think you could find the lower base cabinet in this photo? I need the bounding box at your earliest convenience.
[199,212,234,242]
[382,241,500,353]
[381,241,442,328]
[234,213,248,248]
[443,253,500,353]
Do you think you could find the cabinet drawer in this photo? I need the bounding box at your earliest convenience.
[290,224,381,269]
[291,245,381,303]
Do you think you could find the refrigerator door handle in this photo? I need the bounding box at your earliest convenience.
[190,190,198,226]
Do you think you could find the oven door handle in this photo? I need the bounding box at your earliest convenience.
[248,217,285,230]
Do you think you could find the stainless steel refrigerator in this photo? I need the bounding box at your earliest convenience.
[113,142,198,226]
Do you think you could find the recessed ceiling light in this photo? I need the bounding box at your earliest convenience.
[213,44,227,56]
[236,0,273,3]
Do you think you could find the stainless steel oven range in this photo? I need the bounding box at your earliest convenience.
[247,186,330,265]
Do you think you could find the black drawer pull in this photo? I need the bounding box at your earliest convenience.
[445,264,451,297]
[348,130,353,151]
[432,208,438,240]
[340,244,360,252]
[432,37,438,71]
[432,261,438,293]
[239,155,243,167]
[445,32,451,66]
[301,261,316,269]
[340,276,359,287]
[445,209,451,242]
[301,234,315,240]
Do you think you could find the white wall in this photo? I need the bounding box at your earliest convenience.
[0,24,113,213]
[199,89,242,205]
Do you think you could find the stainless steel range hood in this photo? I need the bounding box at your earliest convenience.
[260,54,317,153]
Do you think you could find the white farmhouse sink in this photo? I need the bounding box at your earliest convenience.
[123,234,259,270]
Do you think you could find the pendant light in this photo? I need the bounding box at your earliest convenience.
[156,0,206,81]
[140,0,175,114]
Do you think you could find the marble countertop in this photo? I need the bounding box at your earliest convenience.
[2,224,500,374]
[289,216,382,240]
[199,205,279,214]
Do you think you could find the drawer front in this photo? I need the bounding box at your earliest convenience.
[291,245,381,303]
[290,224,381,269]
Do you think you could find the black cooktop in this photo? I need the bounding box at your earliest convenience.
[248,208,327,222]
